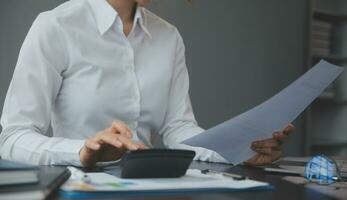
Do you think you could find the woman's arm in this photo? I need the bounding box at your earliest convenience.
[0,13,85,166]
[158,28,228,163]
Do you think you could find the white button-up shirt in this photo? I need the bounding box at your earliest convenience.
[0,0,226,166]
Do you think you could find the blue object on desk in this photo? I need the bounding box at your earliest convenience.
[304,155,336,184]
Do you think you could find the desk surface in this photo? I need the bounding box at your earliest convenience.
[54,161,343,200]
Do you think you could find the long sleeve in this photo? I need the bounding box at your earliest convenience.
[0,13,84,166]
[159,29,229,163]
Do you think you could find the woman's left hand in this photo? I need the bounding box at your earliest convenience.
[244,124,295,166]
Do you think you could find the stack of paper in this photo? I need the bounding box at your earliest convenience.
[60,169,270,198]
[183,60,343,165]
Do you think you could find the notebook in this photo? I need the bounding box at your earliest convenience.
[60,169,271,199]
[0,171,38,186]
[0,161,70,200]
[0,159,38,171]
[0,159,39,186]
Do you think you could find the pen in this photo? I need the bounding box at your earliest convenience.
[201,169,247,180]
[67,166,91,183]
[264,167,304,176]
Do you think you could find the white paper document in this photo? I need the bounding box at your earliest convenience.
[61,169,269,193]
[183,60,344,165]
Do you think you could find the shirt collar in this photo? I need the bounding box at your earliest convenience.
[134,6,152,38]
[87,0,151,38]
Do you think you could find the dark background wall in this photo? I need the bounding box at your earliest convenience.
[0,0,311,156]
[309,0,347,156]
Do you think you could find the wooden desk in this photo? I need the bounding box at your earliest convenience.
[54,161,342,200]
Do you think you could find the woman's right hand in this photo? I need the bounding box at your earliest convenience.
[79,121,147,167]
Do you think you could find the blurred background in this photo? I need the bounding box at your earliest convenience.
[0,0,346,158]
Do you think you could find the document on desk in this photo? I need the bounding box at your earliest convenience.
[60,169,270,198]
[183,60,344,165]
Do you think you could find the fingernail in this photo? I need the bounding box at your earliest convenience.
[131,145,138,150]
[92,143,100,149]
[114,140,122,147]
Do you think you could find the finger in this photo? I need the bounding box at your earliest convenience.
[252,139,281,149]
[272,132,288,141]
[283,124,295,135]
[85,139,101,151]
[251,138,272,144]
[251,147,274,155]
[245,154,274,166]
[135,142,149,149]
[253,155,273,166]
[244,154,259,165]
[96,132,123,148]
[115,135,139,150]
[118,121,132,134]
[110,121,132,138]
[111,121,132,137]
[97,132,140,150]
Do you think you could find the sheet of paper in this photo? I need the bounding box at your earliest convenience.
[183,60,344,165]
[61,169,269,192]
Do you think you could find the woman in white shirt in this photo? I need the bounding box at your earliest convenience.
[0,0,293,166]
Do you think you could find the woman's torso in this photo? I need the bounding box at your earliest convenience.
[49,0,180,146]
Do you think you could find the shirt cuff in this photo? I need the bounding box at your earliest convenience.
[53,139,85,167]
